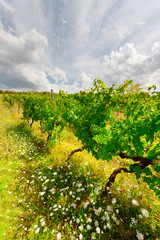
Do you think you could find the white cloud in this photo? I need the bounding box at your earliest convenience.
[76,72,93,89]
[0,0,14,12]
[47,68,67,83]
[102,42,160,90]
[137,21,145,26]
[74,54,101,74]
[0,21,66,91]
[0,22,48,65]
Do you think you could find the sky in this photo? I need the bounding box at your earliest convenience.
[0,0,160,93]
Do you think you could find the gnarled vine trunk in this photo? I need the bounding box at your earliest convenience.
[102,151,154,197]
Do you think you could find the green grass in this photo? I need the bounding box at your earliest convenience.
[0,96,160,239]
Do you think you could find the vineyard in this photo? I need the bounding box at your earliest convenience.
[1,78,160,239]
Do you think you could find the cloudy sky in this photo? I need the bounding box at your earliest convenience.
[0,0,160,92]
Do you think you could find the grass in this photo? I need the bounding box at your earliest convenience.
[0,95,160,239]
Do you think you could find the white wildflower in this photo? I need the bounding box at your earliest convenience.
[107,223,111,229]
[132,199,139,206]
[49,188,55,194]
[40,192,45,196]
[88,217,92,223]
[95,221,99,227]
[136,230,144,240]
[57,232,61,240]
[41,220,45,227]
[76,219,80,223]
[96,227,101,234]
[141,208,149,218]
[91,232,96,239]
[131,217,137,225]
[87,224,92,230]
[112,198,117,204]
[35,227,40,234]
[107,205,112,211]
[79,233,83,240]
[78,225,83,231]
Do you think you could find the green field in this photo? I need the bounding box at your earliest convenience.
[0,95,159,240]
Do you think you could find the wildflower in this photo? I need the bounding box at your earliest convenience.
[88,217,92,223]
[69,220,72,225]
[83,202,89,209]
[95,187,100,195]
[91,233,96,239]
[57,232,61,240]
[77,183,82,188]
[98,207,102,213]
[136,230,144,240]
[107,223,111,229]
[95,221,99,227]
[141,208,149,218]
[41,220,45,226]
[79,233,83,240]
[111,214,117,222]
[71,203,76,208]
[132,199,139,206]
[107,205,112,211]
[50,188,55,194]
[40,192,45,196]
[115,209,119,214]
[96,227,101,234]
[112,198,117,204]
[87,224,92,230]
[35,227,40,234]
[79,225,83,231]
[131,217,137,225]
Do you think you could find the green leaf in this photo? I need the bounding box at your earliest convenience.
[143,167,152,176]
[154,165,160,173]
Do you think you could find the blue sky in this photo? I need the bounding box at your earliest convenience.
[0,0,160,92]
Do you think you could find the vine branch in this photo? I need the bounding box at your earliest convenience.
[102,152,154,197]
[102,167,129,196]
[119,151,153,169]
[67,145,86,161]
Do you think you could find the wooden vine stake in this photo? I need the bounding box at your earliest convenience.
[51,89,54,102]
